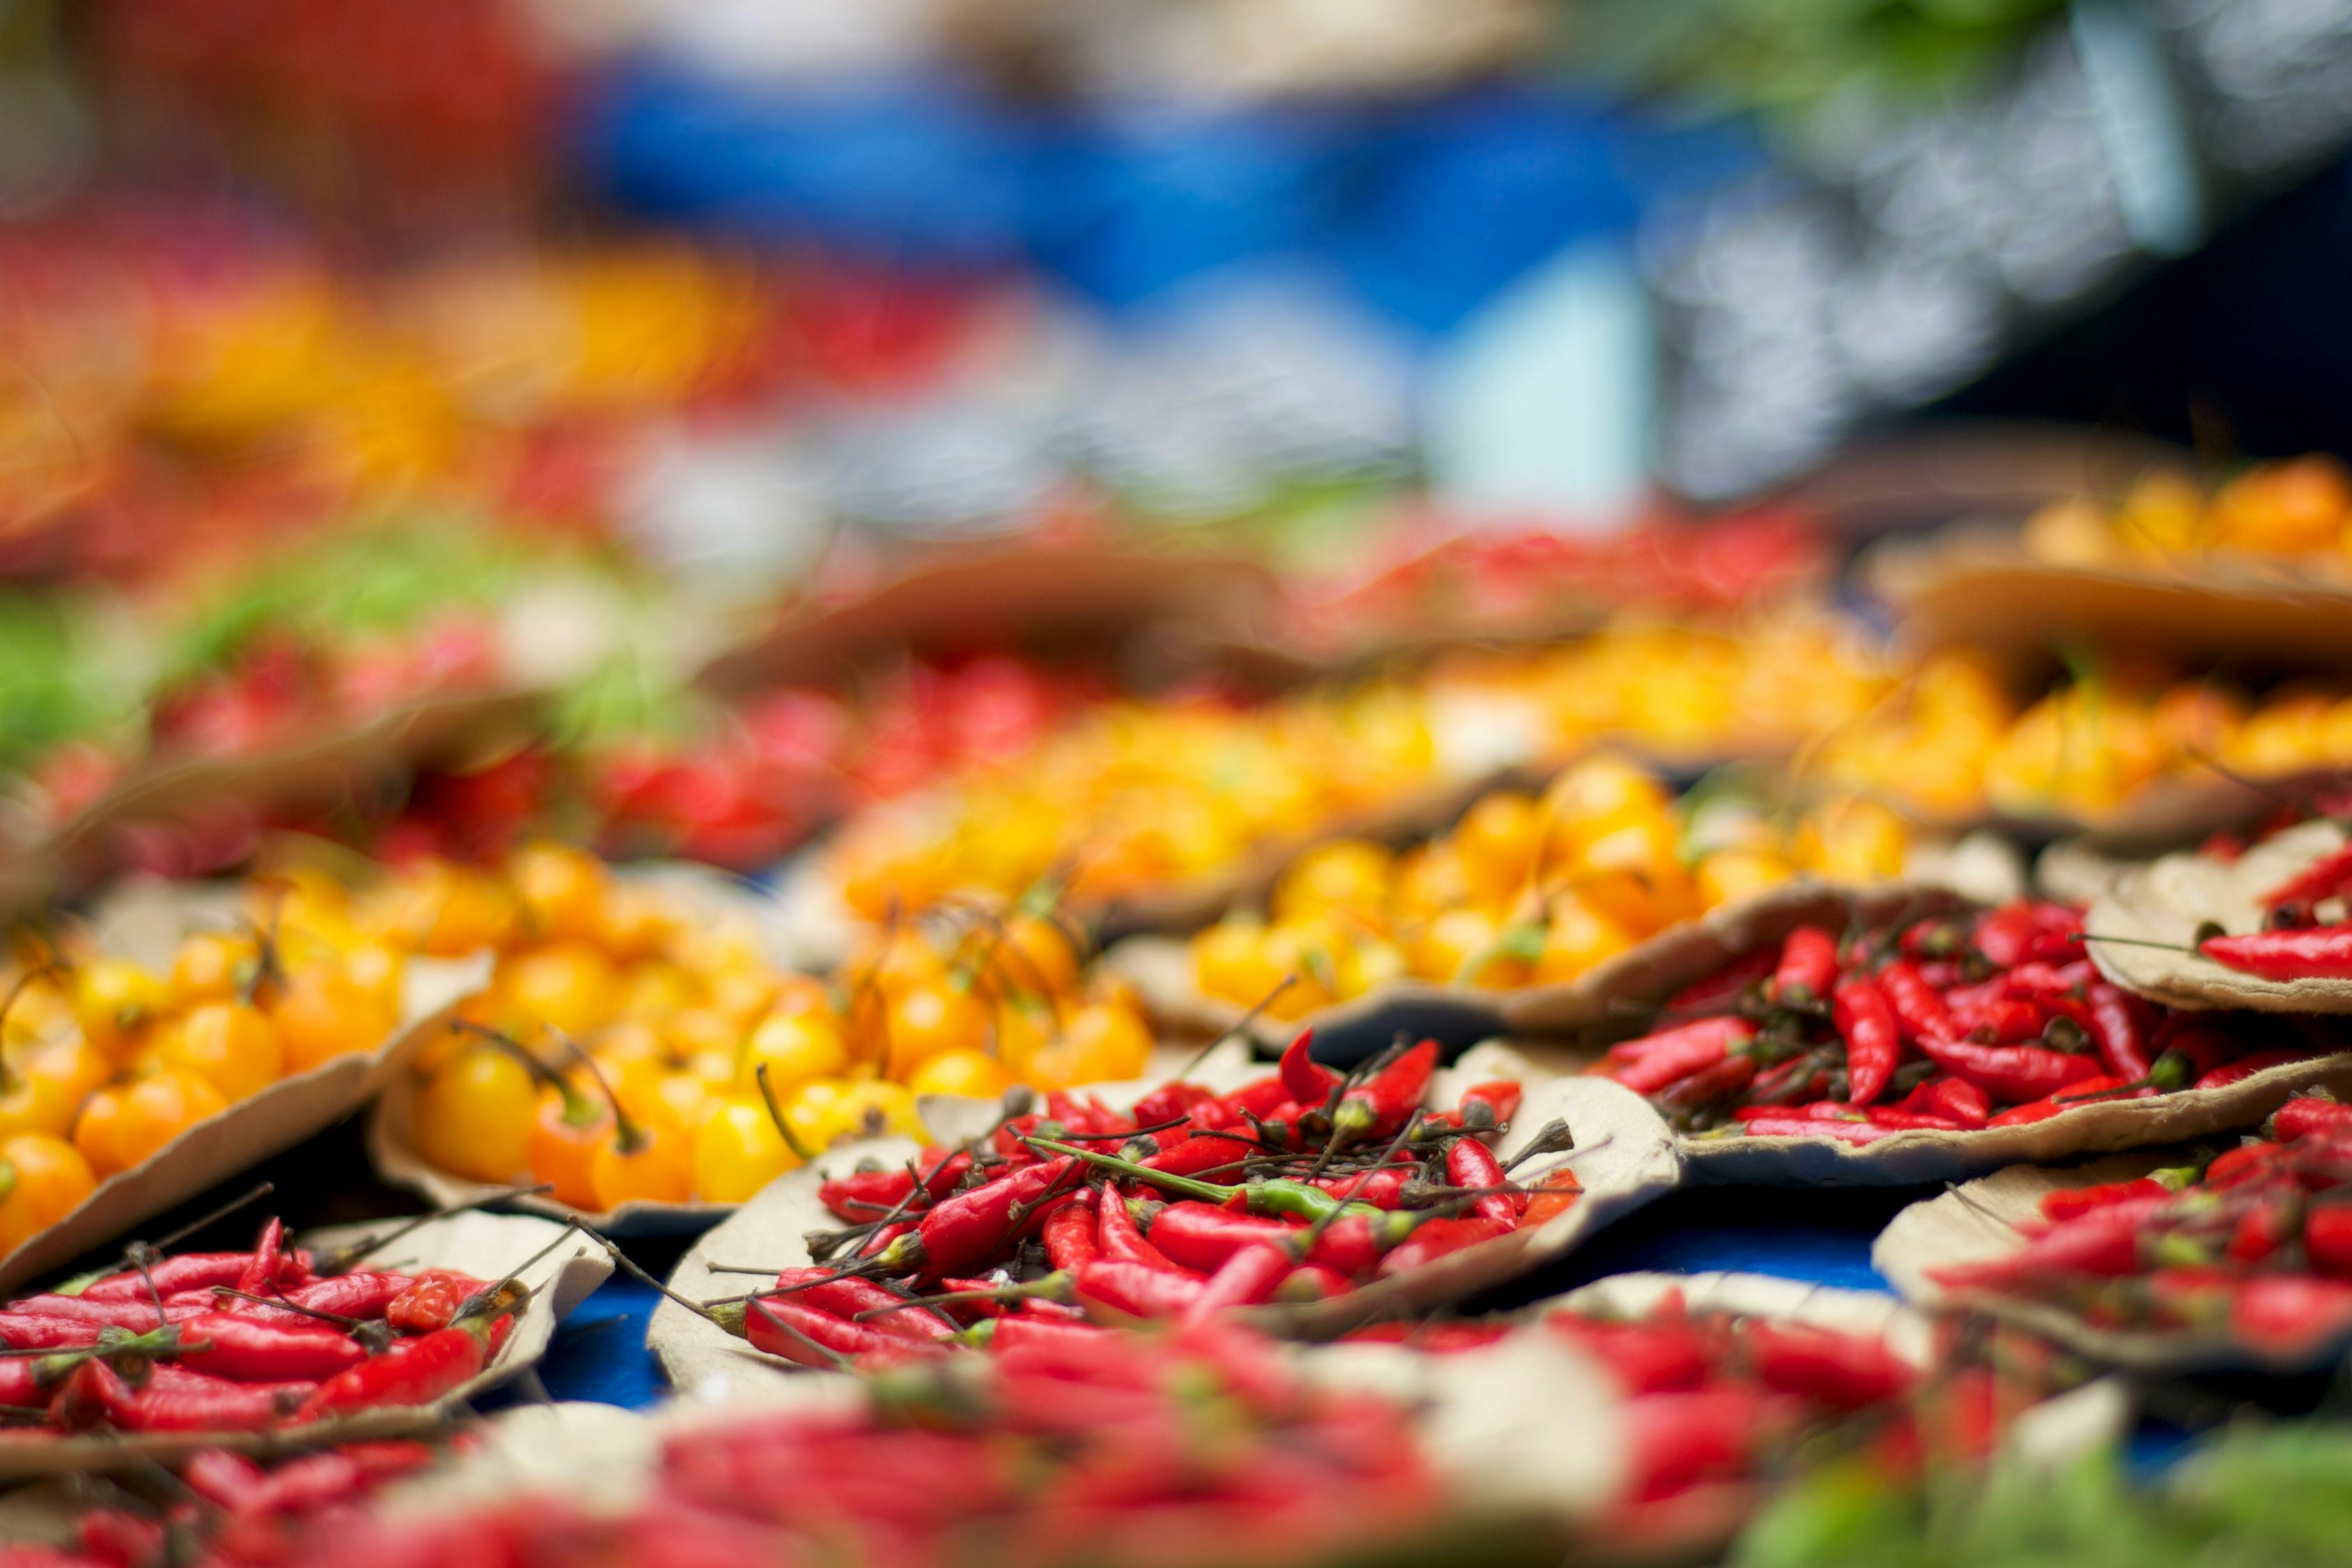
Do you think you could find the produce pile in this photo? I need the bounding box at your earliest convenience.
[1599,899,2344,1141]
[670,1037,1576,1369]
[15,169,2352,1566]
[0,1213,530,1436]
[1926,1095,2352,1353]
[3,1325,1459,1568]
[1189,754,1927,1015]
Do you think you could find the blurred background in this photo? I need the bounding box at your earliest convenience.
[1,0,2350,893]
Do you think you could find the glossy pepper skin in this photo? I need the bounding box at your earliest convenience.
[1833,976,1903,1107]
[1332,1040,1439,1142]
[2202,928,2352,981]
[1771,927,1840,1005]
[1915,1036,2102,1104]
[1608,1018,1754,1096]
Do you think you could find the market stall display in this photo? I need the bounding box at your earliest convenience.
[1875,1093,2352,1370]
[645,1042,1677,1391]
[0,1206,604,1473]
[1576,893,2352,1182]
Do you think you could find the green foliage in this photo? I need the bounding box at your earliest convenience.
[0,591,131,774]
[1567,0,2066,128]
[161,515,538,681]
[1735,1424,2352,1568]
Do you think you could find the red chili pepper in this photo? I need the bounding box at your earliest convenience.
[10,1295,201,1330]
[2228,1195,2300,1264]
[2306,1206,2352,1278]
[858,1221,914,1259]
[1445,1137,1521,1223]
[1332,1040,1440,1142]
[1128,1081,1221,1130]
[1139,1135,1244,1180]
[875,1157,1077,1282]
[1832,975,1903,1107]
[1278,1030,1340,1107]
[1744,1322,1915,1410]
[1220,1076,1293,1120]
[1951,994,2051,1045]
[175,1312,367,1383]
[818,1167,916,1221]
[1624,1388,1785,1500]
[0,1314,106,1350]
[1456,1081,1522,1126]
[1041,1192,1100,1272]
[2001,960,2095,998]
[1073,1259,1206,1319]
[78,1253,267,1303]
[734,1296,923,1370]
[1181,1243,1294,1324]
[1659,1053,1760,1115]
[767,1269,955,1344]
[1374,1216,1511,1277]
[1891,1075,1990,1127]
[1313,1167,1408,1208]
[1973,901,2085,967]
[1985,1074,2139,1126]
[1606,1017,1755,1096]
[1771,926,1840,1005]
[1096,1191,1187,1274]
[1275,1263,1353,1302]
[293,1320,497,1423]
[2202,928,2352,981]
[2276,1097,2352,1142]
[2038,1175,2178,1223]
[1877,960,1956,1046]
[2205,1143,2278,1188]
[985,1316,1115,1354]
[61,1360,302,1434]
[183,1449,270,1509]
[1916,1036,2102,1104]
[1664,946,1778,1012]
[385,1270,479,1336]
[1545,1316,1711,1394]
[1929,1198,2174,1290]
[238,1219,286,1296]
[1145,1202,1294,1274]
[283,1272,413,1322]
[2195,1048,2316,1090]
[2259,843,2352,916]
[2231,1273,2352,1348]
[2080,983,2156,1081]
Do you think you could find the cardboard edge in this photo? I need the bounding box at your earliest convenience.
[1677,1052,2352,1187]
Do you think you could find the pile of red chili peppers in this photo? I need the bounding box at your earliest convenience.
[1597,900,2348,1142]
[1,1439,445,1568]
[1931,1093,2352,1351]
[1342,1289,2038,1546]
[2200,831,2352,981]
[0,1217,524,1434]
[1,1324,1454,1568]
[691,1036,1578,1369]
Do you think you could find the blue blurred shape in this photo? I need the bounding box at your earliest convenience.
[572,66,1762,329]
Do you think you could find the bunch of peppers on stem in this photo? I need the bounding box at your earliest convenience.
[2197,827,2352,981]
[1930,1092,2352,1351]
[1596,899,2346,1142]
[0,1189,554,1434]
[649,1033,1582,1369]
